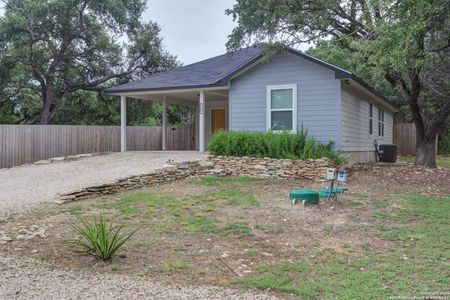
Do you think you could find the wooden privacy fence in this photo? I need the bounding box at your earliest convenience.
[393,123,417,155]
[0,124,196,168]
[393,123,438,156]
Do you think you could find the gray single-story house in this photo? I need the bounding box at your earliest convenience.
[106,47,397,162]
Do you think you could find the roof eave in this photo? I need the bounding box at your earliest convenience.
[338,74,398,112]
[285,48,352,78]
[104,82,229,94]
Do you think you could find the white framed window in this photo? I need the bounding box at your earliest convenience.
[266,84,297,132]
[378,108,385,136]
[369,103,373,135]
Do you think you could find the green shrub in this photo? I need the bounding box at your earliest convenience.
[208,129,343,163]
[68,214,140,261]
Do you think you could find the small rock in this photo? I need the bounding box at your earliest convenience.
[49,157,65,162]
[34,160,51,165]
[199,160,214,168]
[0,235,13,242]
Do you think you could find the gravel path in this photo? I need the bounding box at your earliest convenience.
[0,255,280,300]
[0,151,206,219]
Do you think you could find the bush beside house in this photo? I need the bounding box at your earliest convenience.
[208,130,343,163]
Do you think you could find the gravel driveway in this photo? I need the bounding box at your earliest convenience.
[0,151,206,219]
[0,255,280,300]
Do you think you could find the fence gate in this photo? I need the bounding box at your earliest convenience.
[393,123,438,155]
[167,125,196,150]
[393,123,417,155]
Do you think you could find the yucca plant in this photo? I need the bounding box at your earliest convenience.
[68,214,140,261]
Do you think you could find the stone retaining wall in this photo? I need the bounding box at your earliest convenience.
[207,156,332,180]
[57,156,332,203]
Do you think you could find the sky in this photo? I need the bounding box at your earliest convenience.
[144,0,237,65]
[0,0,310,65]
[144,0,310,65]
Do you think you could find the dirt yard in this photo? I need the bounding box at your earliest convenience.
[1,162,449,299]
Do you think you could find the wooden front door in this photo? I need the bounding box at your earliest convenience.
[211,109,226,133]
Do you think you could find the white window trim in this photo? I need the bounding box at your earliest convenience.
[378,108,385,137]
[369,103,374,136]
[266,84,297,132]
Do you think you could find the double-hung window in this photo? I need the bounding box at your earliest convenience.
[369,103,373,135]
[267,84,297,132]
[378,108,385,136]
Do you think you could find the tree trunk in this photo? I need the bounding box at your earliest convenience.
[39,79,55,124]
[415,132,437,168]
[39,104,52,124]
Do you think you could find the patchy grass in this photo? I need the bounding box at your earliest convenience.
[4,168,450,299]
[164,258,190,273]
[399,155,450,167]
[254,224,285,234]
[223,221,252,236]
[220,190,259,207]
[64,206,83,215]
[238,194,450,299]
[190,176,266,187]
[181,215,220,234]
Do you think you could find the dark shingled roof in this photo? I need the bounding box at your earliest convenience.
[105,47,263,93]
[105,47,395,110]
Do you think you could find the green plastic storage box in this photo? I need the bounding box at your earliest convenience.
[290,189,320,205]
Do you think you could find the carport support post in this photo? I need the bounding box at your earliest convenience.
[120,95,126,152]
[199,90,205,153]
[162,96,167,150]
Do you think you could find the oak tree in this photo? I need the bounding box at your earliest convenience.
[0,0,177,124]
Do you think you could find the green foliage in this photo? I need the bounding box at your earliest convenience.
[0,0,179,124]
[50,92,194,126]
[68,214,139,261]
[306,40,406,119]
[208,129,342,163]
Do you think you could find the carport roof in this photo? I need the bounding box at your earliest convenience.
[105,47,262,94]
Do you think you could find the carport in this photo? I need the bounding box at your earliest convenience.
[107,88,229,153]
[105,48,260,153]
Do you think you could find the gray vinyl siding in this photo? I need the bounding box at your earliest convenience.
[341,84,393,152]
[229,52,341,147]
